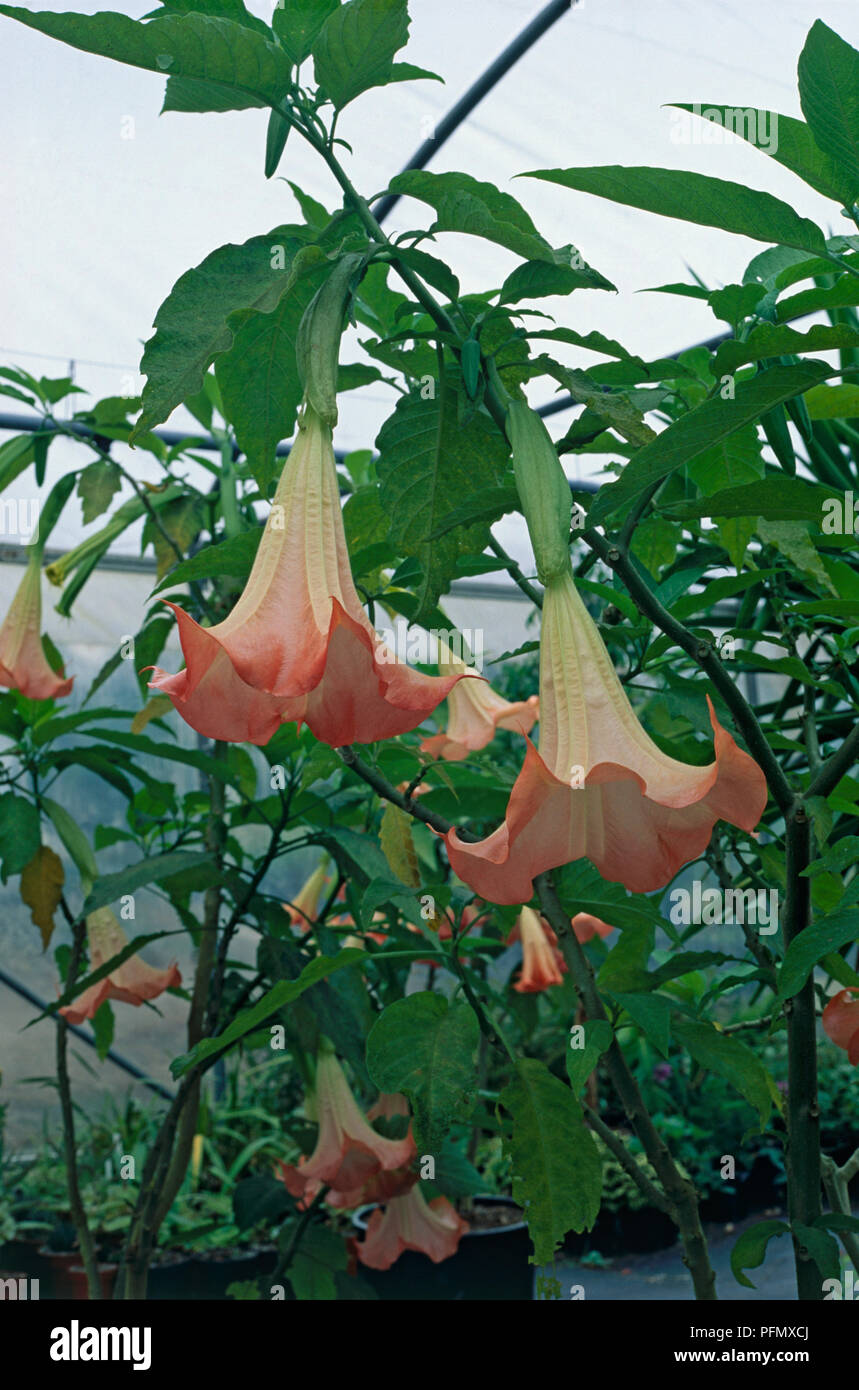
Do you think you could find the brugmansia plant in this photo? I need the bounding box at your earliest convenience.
[1,0,858,1304]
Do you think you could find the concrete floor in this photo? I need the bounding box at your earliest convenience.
[549,1210,800,1301]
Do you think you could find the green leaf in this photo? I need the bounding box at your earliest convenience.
[272,0,339,66]
[611,991,672,1057]
[134,227,309,436]
[42,796,98,893]
[777,901,859,1001]
[756,519,837,597]
[663,475,836,522]
[591,361,830,524]
[669,105,854,206]
[0,7,293,110]
[500,1058,601,1263]
[285,1222,347,1300]
[713,324,859,378]
[565,1018,613,1095]
[798,22,859,202]
[389,169,556,263]
[171,948,366,1076]
[232,1173,292,1231]
[216,255,327,493]
[366,993,480,1151]
[77,459,122,526]
[597,923,655,992]
[375,382,509,623]
[91,1000,115,1062]
[427,484,521,540]
[673,1017,775,1127]
[792,1222,841,1282]
[83,850,213,914]
[500,254,615,302]
[525,165,827,256]
[803,383,859,419]
[152,528,261,595]
[0,794,41,881]
[730,1218,788,1289]
[312,0,410,109]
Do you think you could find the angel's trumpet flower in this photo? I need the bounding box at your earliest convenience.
[149,404,470,746]
[356,1186,469,1270]
[59,908,180,1023]
[284,862,330,930]
[507,906,566,993]
[0,555,73,700]
[420,645,538,762]
[446,570,767,903]
[279,1050,416,1202]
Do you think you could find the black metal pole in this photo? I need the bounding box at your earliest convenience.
[372,0,574,225]
[0,967,174,1102]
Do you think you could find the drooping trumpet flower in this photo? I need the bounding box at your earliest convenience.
[149,404,470,747]
[356,1185,469,1270]
[507,906,566,992]
[420,645,538,761]
[283,862,331,930]
[279,1049,416,1205]
[822,988,859,1064]
[446,570,767,903]
[59,908,181,1023]
[571,912,615,944]
[0,554,73,700]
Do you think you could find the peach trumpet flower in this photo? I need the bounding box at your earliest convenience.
[420,646,538,761]
[446,571,767,903]
[279,1051,416,1202]
[59,907,181,1024]
[284,862,330,930]
[356,1186,469,1270]
[572,912,615,944]
[507,906,566,993]
[149,404,471,746]
[822,988,859,1065]
[0,557,73,700]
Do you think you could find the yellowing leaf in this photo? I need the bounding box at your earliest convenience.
[380,803,420,888]
[20,844,65,949]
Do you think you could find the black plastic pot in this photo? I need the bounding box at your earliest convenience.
[147,1252,195,1300]
[352,1195,532,1301]
[564,1206,676,1258]
[190,1248,262,1300]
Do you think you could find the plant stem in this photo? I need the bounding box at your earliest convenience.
[56,917,102,1299]
[783,802,823,1300]
[536,872,718,1300]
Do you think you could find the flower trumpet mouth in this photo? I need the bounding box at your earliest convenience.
[149,404,473,746]
[445,570,768,903]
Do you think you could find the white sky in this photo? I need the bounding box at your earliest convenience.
[3,0,858,563]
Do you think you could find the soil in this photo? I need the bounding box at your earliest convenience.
[461,1200,524,1230]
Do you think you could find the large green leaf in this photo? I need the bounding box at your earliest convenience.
[365,993,480,1151]
[134,228,308,436]
[0,794,41,881]
[673,1017,776,1127]
[525,165,827,256]
[501,1058,601,1263]
[375,382,509,622]
[0,7,292,110]
[83,849,214,914]
[730,1219,789,1289]
[389,169,556,263]
[777,900,859,1001]
[663,475,836,522]
[216,257,328,494]
[798,22,859,202]
[312,0,410,109]
[669,105,854,207]
[171,948,366,1076]
[152,528,262,595]
[590,361,830,523]
[273,0,339,66]
[714,323,859,377]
